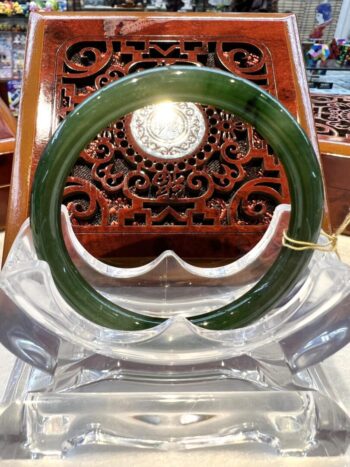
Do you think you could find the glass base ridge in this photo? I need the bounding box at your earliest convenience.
[0,357,349,459]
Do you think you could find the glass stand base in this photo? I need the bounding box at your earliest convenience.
[0,356,349,459]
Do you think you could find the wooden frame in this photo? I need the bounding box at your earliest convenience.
[311,94,350,234]
[4,12,320,264]
[0,97,16,230]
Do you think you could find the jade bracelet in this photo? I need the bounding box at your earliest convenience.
[30,66,324,331]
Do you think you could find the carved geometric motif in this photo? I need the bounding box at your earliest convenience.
[56,38,289,231]
[312,94,350,140]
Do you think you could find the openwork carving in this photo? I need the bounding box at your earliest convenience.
[57,39,275,121]
[312,94,350,140]
[56,38,288,234]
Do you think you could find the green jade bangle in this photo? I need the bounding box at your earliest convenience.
[31,66,324,331]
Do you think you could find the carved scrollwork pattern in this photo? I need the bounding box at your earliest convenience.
[312,94,350,140]
[56,38,289,232]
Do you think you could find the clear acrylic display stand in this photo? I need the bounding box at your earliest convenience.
[0,205,350,458]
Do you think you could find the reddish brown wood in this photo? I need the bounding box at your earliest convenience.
[321,153,350,235]
[0,153,13,187]
[0,97,16,142]
[4,12,319,265]
[0,97,16,230]
[311,94,350,235]
[0,186,10,230]
[312,94,350,143]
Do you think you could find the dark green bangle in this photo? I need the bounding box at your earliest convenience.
[30,66,324,331]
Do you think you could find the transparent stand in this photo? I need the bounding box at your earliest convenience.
[0,205,350,458]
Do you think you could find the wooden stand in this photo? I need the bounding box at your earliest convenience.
[4,12,319,265]
[0,97,16,230]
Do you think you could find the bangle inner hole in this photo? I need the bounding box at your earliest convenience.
[62,101,290,268]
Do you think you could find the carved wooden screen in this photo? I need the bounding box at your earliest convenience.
[312,94,350,143]
[4,13,318,264]
[58,37,288,262]
[311,94,350,235]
